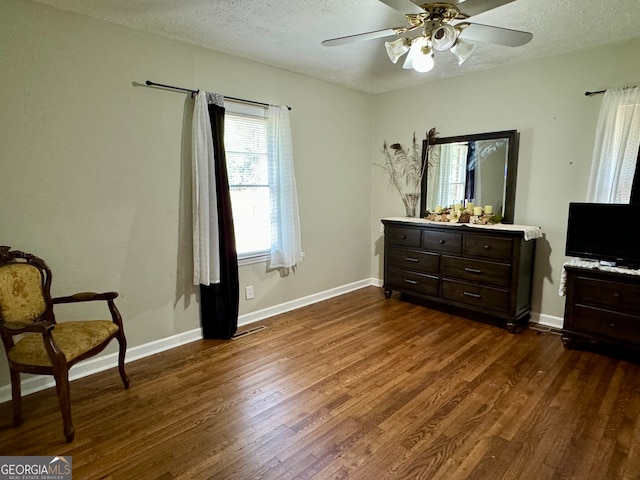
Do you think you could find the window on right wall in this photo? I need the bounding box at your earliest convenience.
[587,85,640,204]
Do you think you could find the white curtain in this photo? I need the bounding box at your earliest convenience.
[191,92,223,285]
[587,86,640,203]
[267,105,303,269]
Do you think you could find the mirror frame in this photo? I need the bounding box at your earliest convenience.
[420,129,519,224]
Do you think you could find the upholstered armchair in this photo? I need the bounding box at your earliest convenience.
[0,246,129,442]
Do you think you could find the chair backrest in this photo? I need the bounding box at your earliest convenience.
[0,246,53,328]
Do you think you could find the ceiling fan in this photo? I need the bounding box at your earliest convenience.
[322,0,533,73]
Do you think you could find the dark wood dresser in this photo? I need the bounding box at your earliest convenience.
[382,218,537,332]
[562,265,640,351]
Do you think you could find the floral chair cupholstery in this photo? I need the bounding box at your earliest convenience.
[0,246,129,442]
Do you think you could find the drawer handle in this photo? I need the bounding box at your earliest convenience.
[439,239,446,244]
[404,279,418,285]
[610,323,616,328]
[484,244,491,250]
[405,257,419,262]
[401,235,407,239]
[464,267,483,274]
[463,292,482,298]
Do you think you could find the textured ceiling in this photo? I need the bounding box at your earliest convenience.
[32,0,640,94]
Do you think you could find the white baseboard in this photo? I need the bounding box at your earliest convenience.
[529,312,564,330]
[237,278,374,326]
[0,278,377,403]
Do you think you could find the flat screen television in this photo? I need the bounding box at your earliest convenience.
[565,202,640,268]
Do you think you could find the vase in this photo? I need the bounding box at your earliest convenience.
[402,193,419,217]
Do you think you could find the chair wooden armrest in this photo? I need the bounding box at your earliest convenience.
[2,319,67,371]
[53,292,124,330]
[1,320,55,335]
[52,292,119,304]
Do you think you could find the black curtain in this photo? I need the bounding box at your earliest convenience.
[199,102,239,339]
[464,141,477,203]
[631,146,640,204]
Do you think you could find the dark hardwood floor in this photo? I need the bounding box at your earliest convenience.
[1,286,640,479]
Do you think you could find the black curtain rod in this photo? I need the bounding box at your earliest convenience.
[585,89,606,96]
[145,80,291,110]
[146,80,198,95]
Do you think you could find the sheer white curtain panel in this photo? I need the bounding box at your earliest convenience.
[587,86,640,203]
[267,105,303,269]
[192,91,222,285]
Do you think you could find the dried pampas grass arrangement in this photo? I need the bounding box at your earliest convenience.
[380,128,437,217]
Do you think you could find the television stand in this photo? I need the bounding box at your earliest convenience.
[562,265,640,352]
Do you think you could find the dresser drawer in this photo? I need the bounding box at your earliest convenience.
[386,267,439,296]
[441,279,509,312]
[464,234,513,261]
[422,230,462,254]
[568,305,640,345]
[441,256,511,288]
[573,276,640,315]
[386,226,421,247]
[387,247,439,274]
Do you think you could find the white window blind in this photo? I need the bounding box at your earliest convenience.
[225,104,271,259]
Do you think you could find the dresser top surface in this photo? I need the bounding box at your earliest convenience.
[382,217,542,241]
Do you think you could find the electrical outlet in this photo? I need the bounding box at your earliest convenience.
[245,286,254,300]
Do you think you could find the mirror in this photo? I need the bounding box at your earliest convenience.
[420,130,519,224]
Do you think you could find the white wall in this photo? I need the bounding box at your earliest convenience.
[371,38,640,321]
[0,0,373,388]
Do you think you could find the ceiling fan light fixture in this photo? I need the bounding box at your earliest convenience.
[412,45,435,73]
[402,36,428,70]
[384,37,411,64]
[450,39,476,64]
[431,24,458,52]
[322,0,534,79]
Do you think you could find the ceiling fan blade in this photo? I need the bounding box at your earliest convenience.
[455,0,516,17]
[322,28,402,47]
[459,23,533,47]
[378,0,424,14]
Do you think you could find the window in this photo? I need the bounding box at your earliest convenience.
[225,102,271,261]
[224,101,302,269]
